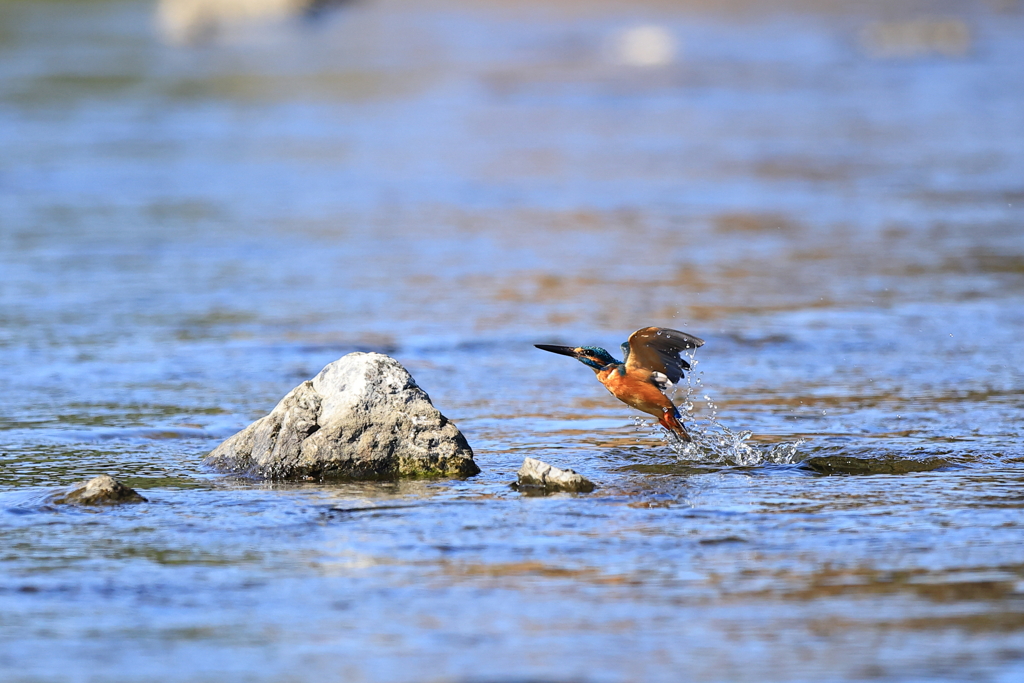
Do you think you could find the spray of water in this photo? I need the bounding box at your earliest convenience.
[633,351,803,466]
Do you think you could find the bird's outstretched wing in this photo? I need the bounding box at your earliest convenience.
[623,327,705,385]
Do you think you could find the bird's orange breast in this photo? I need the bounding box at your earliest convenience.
[597,366,675,419]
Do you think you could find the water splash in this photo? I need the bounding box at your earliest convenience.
[634,351,803,466]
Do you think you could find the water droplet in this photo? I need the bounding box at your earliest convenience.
[663,386,801,466]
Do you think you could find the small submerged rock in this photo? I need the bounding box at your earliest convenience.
[515,457,596,493]
[49,475,147,506]
[205,353,478,480]
[803,455,953,475]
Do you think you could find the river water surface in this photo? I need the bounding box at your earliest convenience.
[2,1,1024,681]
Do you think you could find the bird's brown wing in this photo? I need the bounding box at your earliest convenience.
[623,327,705,385]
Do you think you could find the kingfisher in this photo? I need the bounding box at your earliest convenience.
[535,327,705,441]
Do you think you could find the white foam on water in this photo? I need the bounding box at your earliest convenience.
[634,351,804,466]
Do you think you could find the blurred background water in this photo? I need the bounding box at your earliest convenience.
[1,1,1023,681]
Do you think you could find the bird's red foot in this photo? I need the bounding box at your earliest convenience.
[659,409,691,442]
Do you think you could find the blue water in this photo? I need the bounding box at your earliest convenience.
[2,1,1024,681]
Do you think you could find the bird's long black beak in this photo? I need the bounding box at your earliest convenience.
[534,344,578,358]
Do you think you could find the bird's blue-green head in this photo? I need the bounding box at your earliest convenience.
[534,343,622,371]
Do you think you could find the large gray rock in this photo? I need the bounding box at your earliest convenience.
[205,353,478,480]
[50,475,147,506]
[516,457,596,493]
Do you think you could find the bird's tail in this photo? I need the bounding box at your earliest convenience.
[659,407,691,442]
